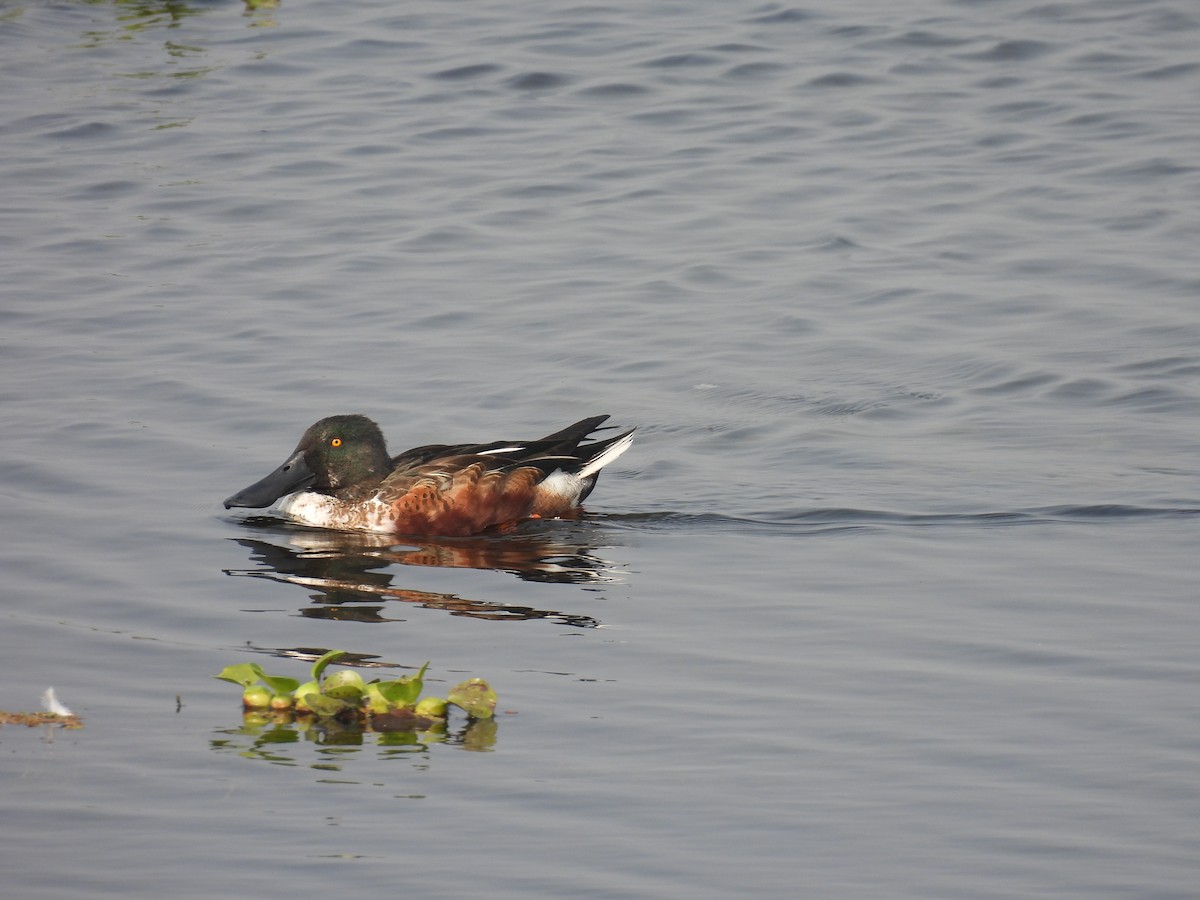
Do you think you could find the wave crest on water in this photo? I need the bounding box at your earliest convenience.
[602,504,1200,534]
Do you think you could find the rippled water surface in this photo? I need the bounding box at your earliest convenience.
[3,0,1199,896]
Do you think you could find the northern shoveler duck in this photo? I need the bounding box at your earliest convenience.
[223,414,634,537]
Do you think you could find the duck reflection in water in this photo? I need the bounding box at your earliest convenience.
[224,518,621,626]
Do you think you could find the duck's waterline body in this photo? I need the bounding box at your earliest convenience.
[225,414,634,537]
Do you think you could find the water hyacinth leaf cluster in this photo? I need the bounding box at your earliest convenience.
[214,650,495,725]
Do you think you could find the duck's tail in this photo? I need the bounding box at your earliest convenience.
[576,428,635,480]
[528,422,635,511]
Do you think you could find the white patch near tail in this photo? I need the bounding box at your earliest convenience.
[536,469,583,505]
[577,430,635,480]
[534,430,636,509]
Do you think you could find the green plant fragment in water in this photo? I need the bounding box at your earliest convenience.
[302,692,352,717]
[321,669,366,702]
[373,662,429,707]
[214,663,261,688]
[310,649,347,683]
[447,678,497,719]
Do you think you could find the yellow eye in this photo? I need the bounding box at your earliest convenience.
[330,438,342,448]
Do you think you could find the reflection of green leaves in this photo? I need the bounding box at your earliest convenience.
[461,716,499,751]
[210,715,496,768]
[447,679,497,719]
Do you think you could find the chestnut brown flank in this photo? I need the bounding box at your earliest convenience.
[387,463,550,537]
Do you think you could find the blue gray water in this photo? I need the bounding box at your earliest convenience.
[3,0,1199,896]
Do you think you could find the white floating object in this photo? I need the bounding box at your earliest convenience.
[41,687,73,717]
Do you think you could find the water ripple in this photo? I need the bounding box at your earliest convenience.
[603,505,1200,534]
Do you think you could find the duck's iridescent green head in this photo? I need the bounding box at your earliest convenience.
[223,414,393,509]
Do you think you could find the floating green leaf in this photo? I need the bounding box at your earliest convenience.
[363,683,391,715]
[374,662,429,708]
[216,656,497,730]
[414,696,448,719]
[292,681,320,713]
[447,678,496,719]
[257,673,300,696]
[301,692,351,717]
[321,669,366,702]
[310,649,347,683]
[241,685,272,710]
[215,663,261,688]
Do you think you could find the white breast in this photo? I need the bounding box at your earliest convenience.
[276,492,396,533]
